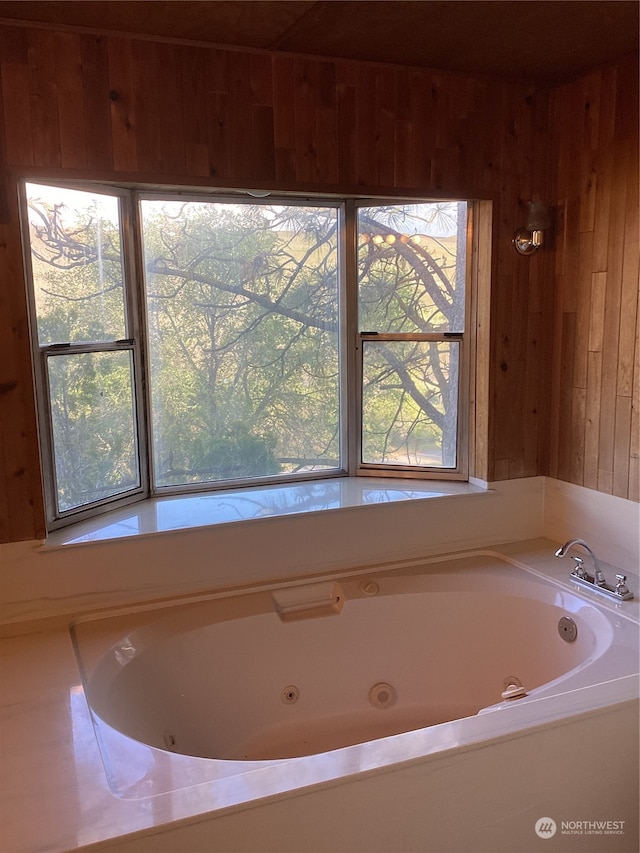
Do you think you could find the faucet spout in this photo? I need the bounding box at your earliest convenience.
[555,538,606,586]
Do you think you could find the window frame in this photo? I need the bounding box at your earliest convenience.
[20,180,474,531]
[20,182,149,529]
[353,198,471,480]
[136,191,349,495]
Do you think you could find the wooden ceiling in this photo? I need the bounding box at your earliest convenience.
[0,1,637,84]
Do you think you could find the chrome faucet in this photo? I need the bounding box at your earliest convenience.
[555,538,606,585]
[555,538,633,601]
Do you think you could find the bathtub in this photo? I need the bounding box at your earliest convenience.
[71,549,639,807]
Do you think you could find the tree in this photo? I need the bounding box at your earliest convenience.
[25,186,466,511]
[357,203,465,466]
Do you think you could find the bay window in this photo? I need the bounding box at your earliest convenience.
[21,182,471,529]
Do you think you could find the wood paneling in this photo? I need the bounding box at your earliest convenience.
[549,53,639,501]
[1,21,632,543]
[0,181,47,542]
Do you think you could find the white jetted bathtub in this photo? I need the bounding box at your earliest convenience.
[72,549,639,804]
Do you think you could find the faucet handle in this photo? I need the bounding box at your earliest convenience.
[615,574,629,596]
[571,555,588,579]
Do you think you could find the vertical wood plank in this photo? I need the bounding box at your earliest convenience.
[250,53,273,106]
[273,55,297,183]
[206,49,231,179]
[612,395,632,498]
[108,37,138,173]
[355,64,376,186]
[375,65,395,187]
[410,70,430,186]
[584,350,602,489]
[229,51,254,179]
[573,230,594,389]
[336,76,356,185]
[131,39,162,174]
[293,57,318,184]
[250,53,276,181]
[316,61,338,184]
[179,45,209,177]
[157,42,186,176]
[80,34,113,171]
[588,271,607,352]
[524,310,543,475]
[55,32,88,169]
[617,230,639,397]
[251,104,276,182]
[27,29,61,168]
[0,27,34,166]
[570,387,586,485]
[578,70,600,233]
[206,90,231,179]
[557,313,576,483]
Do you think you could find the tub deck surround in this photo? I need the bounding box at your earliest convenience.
[1,542,638,853]
[0,477,548,629]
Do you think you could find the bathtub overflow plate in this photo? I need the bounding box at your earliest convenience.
[558,616,578,642]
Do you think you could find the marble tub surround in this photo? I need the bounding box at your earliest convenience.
[1,540,638,853]
[3,475,637,633]
[0,477,545,630]
[1,478,638,851]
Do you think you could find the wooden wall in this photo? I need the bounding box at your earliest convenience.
[2,19,626,544]
[549,53,639,501]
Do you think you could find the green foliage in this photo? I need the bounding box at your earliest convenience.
[48,351,138,510]
[141,199,341,485]
[26,188,465,513]
[158,424,280,485]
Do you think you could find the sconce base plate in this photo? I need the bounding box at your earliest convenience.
[513,228,538,255]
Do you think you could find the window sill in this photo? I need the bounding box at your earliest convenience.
[44,477,488,548]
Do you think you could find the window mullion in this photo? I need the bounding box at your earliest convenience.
[123,190,151,499]
[343,200,359,476]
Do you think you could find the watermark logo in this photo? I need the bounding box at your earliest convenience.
[535,817,557,839]
[560,820,625,836]
[535,816,626,839]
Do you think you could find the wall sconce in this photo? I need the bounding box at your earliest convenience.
[513,201,551,255]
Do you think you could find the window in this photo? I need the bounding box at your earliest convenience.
[139,198,342,488]
[23,185,145,518]
[356,202,468,471]
[22,183,471,529]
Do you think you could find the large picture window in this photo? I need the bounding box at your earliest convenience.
[22,183,471,529]
[139,198,341,489]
